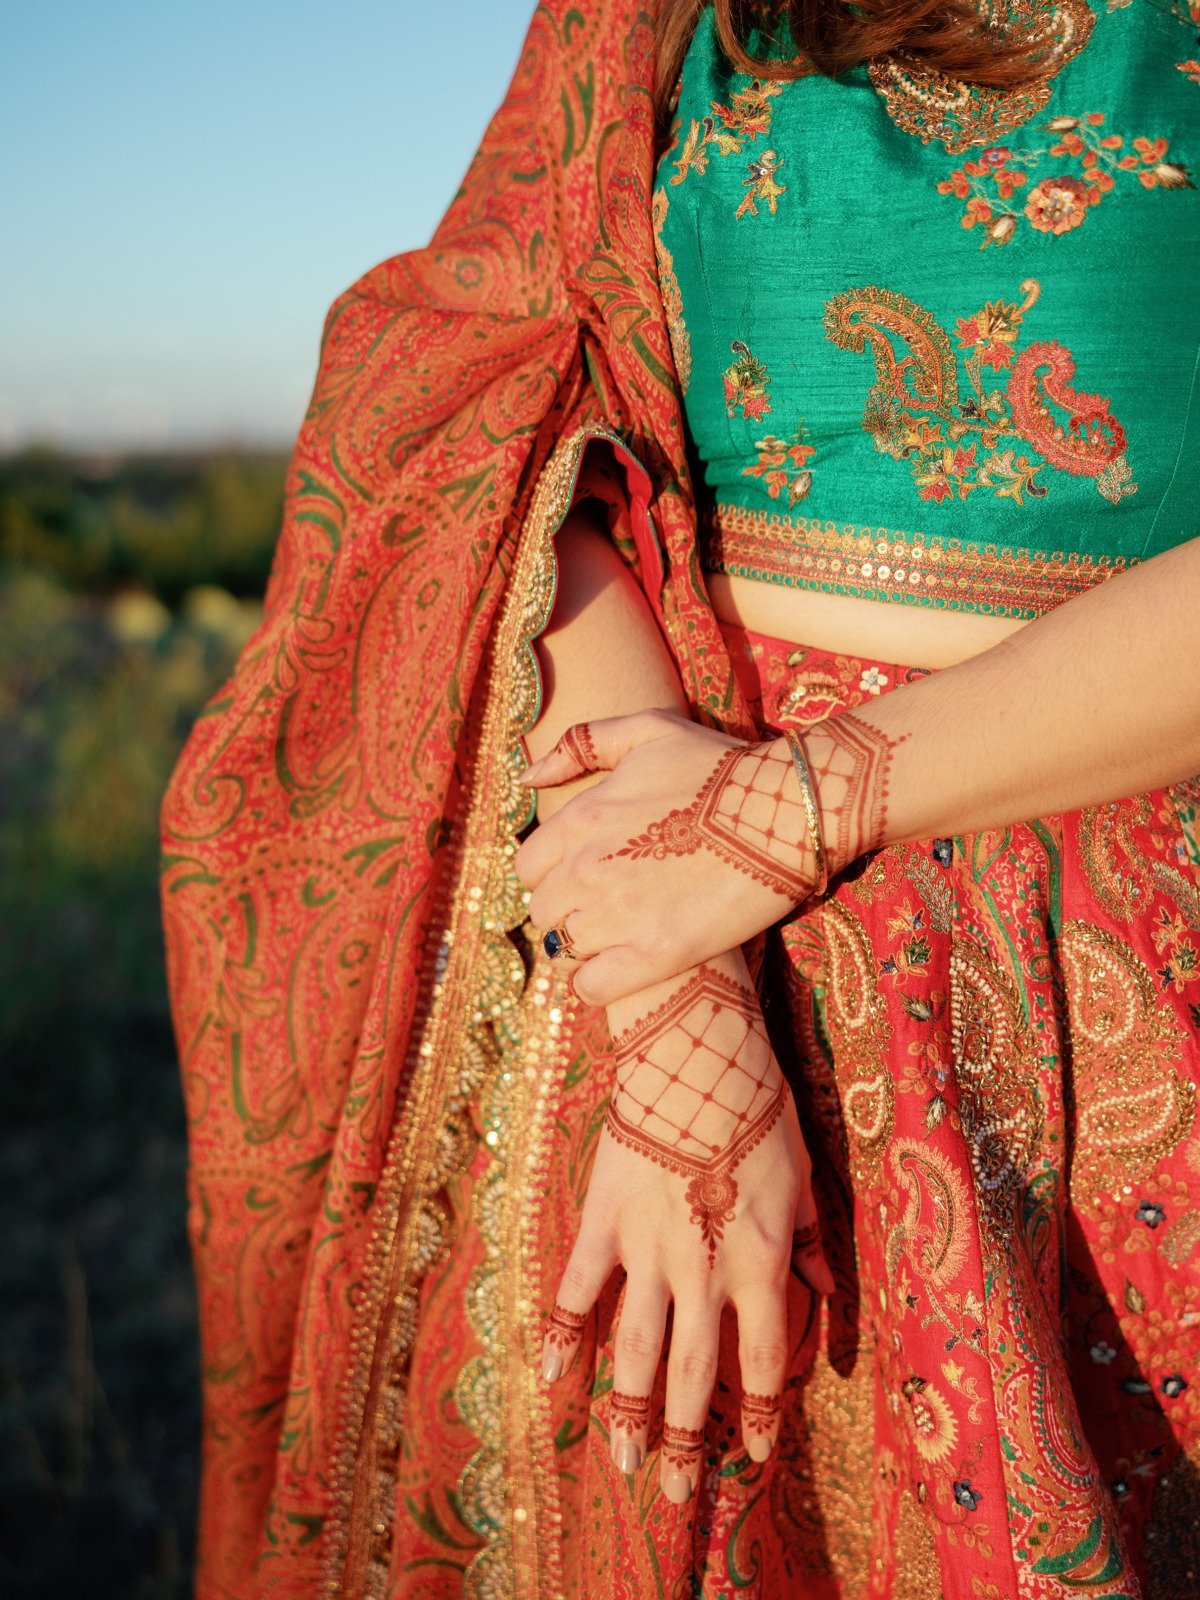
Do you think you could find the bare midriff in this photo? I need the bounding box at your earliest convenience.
[706,571,1031,670]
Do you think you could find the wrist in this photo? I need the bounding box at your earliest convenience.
[789,711,908,879]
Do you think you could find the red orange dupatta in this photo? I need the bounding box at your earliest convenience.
[159,4,740,1595]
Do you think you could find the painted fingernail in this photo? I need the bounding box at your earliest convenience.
[663,1472,693,1504]
[541,1350,563,1383]
[615,1439,642,1475]
[748,1435,773,1463]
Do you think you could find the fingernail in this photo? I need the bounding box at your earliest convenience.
[663,1472,693,1505]
[748,1435,773,1463]
[541,1350,563,1383]
[615,1439,642,1475]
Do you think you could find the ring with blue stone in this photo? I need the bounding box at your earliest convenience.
[542,923,576,960]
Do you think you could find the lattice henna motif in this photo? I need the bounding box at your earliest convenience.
[606,742,815,903]
[661,1422,706,1474]
[607,966,786,1264]
[545,1303,588,1351]
[801,714,909,874]
[611,1391,651,1437]
[741,1392,782,1437]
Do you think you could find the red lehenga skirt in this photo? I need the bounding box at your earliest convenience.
[393,619,1200,1600]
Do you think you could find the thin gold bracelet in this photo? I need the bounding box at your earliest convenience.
[784,728,830,896]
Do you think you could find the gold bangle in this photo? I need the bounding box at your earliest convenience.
[784,728,830,896]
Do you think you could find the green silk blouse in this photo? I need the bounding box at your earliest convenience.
[655,1,1200,617]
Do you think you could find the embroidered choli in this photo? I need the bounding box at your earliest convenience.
[655,0,1200,617]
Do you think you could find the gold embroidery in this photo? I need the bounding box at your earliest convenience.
[322,423,636,1600]
[893,1486,944,1599]
[824,900,895,1173]
[771,1346,875,1593]
[1060,921,1196,1190]
[868,0,1095,154]
[703,500,1130,619]
[652,187,691,393]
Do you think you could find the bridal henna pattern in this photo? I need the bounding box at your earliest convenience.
[741,1392,782,1439]
[606,965,786,1265]
[606,742,816,904]
[610,1391,651,1437]
[545,1303,588,1352]
[661,1423,706,1474]
[801,714,909,874]
[557,721,598,774]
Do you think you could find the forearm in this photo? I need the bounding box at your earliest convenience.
[525,504,687,822]
[803,538,1200,867]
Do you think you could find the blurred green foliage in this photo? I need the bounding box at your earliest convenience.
[0,447,287,1598]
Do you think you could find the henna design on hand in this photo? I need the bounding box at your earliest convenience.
[556,721,598,775]
[741,1392,782,1437]
[661,1422,705,1474]
[545,1303,588,1351]
[611,1391,651,1437]
[605,742,815,903]
[607,965,786,1265]
[801,713,909,874]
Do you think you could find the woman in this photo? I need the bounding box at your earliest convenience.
[160,1,1200,1596]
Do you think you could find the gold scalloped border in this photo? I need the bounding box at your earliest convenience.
[320,423,638,1600]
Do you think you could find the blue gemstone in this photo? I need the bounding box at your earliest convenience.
[543,929,563,959]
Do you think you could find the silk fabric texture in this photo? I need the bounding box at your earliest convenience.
[159,3,1200,1598]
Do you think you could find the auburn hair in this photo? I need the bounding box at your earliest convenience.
[655,0,1044,119]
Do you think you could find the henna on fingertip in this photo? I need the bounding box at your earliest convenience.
[541,1302,588,1381]
[741,1391,782,1462]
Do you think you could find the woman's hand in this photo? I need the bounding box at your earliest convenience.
[540,951,833,1502]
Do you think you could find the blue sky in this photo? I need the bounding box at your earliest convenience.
[1,1,534,449]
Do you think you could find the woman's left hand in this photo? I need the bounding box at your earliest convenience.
[515,709,821,1006]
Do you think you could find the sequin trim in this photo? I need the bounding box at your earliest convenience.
[702,500,1132,619]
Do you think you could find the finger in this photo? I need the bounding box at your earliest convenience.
[519,707,683,789]
[526,860,597,944]
[733,1283,787,1464]
[514,813,563,892]
[792,1189,836,1298]
[542,1230,617,1383]
[572,945,678,1009]
[659,1296,719,1505]
[609,1276,669,1476]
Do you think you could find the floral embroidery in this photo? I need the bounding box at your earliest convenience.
[741,424,814,504]
[1179,59,1200,85]
[938,113,1195,246]
[824,279,1137,505]
[860,666,890,695]
[671,78,786,190]
[736,149,787,218]
[723,340,772,421]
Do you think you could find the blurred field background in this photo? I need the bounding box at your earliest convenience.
[1,3,529,1594]
[0,448,282,1596]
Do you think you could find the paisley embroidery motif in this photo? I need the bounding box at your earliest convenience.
[868,0,1096,154]
[939,113,1195,246]
[824,279,1137,505]
[1060,920,1196,1188]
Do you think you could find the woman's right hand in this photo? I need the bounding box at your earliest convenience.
[539,950,834,1502]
